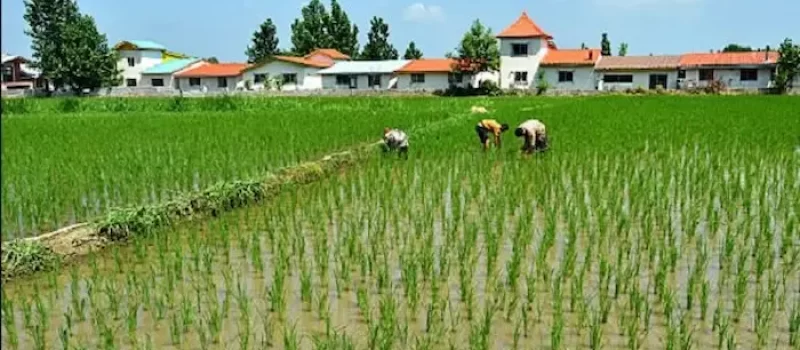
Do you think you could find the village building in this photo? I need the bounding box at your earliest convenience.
[316,60,410,89]
[394,59,474,90]
[594,55,682,91]
[241,49,350,90]
[174,62,249,91]
[678,51,778,90]
[139,58,204,88]
[1,54,46,91]
[538,49,602,91]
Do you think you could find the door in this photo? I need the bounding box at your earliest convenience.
[649,74,668,89]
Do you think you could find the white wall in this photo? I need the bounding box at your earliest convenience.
[598,70,678,91]
[241,61,323,90]
[176,76,243,91]
[539,67,596,91]
[682,67,774,90]
[498,38,548,89]
[117,49,163,87]
[395,73,474,90]
[139,74,175,88]
[321,74,398,90]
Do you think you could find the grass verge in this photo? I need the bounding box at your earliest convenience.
[1,140,382,282]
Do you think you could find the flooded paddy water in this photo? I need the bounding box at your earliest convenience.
[2,142,798,350]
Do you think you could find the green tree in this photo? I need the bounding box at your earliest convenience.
[601,33,611,56]
[204,57,220,63]
[24,0,118,92]
[360,16,398,60]
[722,44,753,52]
[290,0,332,55]
[775,38,800,93]
[245,18,280,63]
[580,42,587,49]
[326,0,359,57]
[448,19,500,75]
[60,14,121,92]
[618,42,628,56]
[403,41,423,59]
[23,0,79,91]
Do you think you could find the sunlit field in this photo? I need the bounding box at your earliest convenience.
[2,95,799,350]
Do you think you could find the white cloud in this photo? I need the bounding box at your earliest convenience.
[403,3,444,23]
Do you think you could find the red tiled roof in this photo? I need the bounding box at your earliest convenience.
[679,51,779,67]
[396,59,458,73]
[305,48,350,60]
[542,49,601,66]
[497,12,553,39]
[595,55,681,70]
[273,55,333,68]
[175,62,249,77]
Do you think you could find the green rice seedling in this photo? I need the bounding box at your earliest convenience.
[589,308,604,350]
[789,296,800,348]
[317,289,330,323]
[169,312,182,345]
[357,284,372,325]
[126,301,140,346]
[284,323,300,350]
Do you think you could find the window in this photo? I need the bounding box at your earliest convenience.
[127,57,135,67]
[513,71,528,83]
[678,70,686,79]
[448,73,464,84]
[126,78,137,87]
[335,75,351,86]
[217,77,228,88]
[511,43,528,56]
[151,78,164,87]
[368,74,381,87]
[189,78,201,86]
[603,74,633,83]
[254,74,267,83]
[411,74,425,83]
[282,73,297,84]
[2,65,13,82]
[740,69,757,81]
[558,71,574,82]
[699,69,714,81]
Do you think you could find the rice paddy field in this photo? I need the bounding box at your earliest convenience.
[2,95,800,350]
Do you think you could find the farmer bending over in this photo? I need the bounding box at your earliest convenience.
[476,119,510,151]
[515,119,548,154]
[383,127,409,158]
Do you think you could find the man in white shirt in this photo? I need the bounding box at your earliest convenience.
[514,119,548,154]
[383,127,409,158]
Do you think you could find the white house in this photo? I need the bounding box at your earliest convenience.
[394,59,474,90]
[496,12,554,89]
[174,62,248,91]
[594,55,681,91]
[114,40,170,87]
[139,58,203,88]
[317,60,410,89]
[678,51,778,90]
[538,49,601,91]
[241,49,350,90]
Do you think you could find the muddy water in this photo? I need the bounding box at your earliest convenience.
[2,152,799,350]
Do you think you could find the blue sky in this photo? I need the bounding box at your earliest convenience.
[2,0,798,62]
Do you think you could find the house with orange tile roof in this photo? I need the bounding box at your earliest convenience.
[594,55,682,90]
[174,62,249,91]
[538,49,602,91]
[677,51,778,90]
[394,59,473,90]
[496,12,554,89]
[240,49,350,91]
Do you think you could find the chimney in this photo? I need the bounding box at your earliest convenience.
[765,45,770,62]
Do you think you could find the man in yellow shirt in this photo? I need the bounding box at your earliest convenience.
[475,119,510,151]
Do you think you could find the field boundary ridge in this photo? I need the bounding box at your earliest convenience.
[0,140,382,282]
